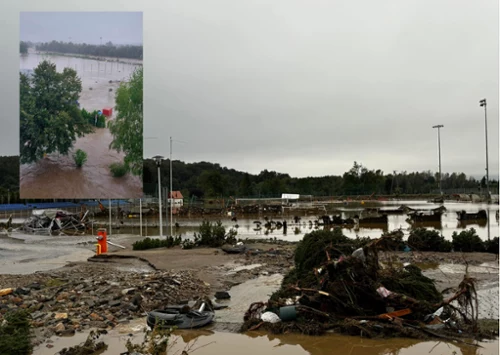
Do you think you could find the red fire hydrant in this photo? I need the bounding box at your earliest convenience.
[96,228,108,254]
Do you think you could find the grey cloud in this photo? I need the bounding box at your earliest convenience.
[1,0,498,181]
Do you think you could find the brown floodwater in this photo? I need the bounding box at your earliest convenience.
[19,53,142,199]
[106,201,500,241]
[32,322,499,355]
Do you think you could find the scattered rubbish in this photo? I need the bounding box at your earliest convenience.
[241,229,485,343]
[0,215,13,234]
[456,210,487,221]
[146,302,215,329]
[407,206,446,223]
[215,291,230,300]
[376,286,392,298]
[221,244,247,254]
[0,288,13,297]
[261,312,281,323]
[279,306,297,321]
[107,240,126,249]
[17,209,91,235]
[352,248,366,263]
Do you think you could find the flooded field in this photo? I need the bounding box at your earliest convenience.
[94,200,500,241]
[1,205,498,355]
[19,52,142,199]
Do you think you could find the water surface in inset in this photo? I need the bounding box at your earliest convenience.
[19,52,142,199]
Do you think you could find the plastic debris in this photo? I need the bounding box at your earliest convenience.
[261,312,281,323]
[376,286,392,298]
[352,248,366,262]
[0,288,13,297]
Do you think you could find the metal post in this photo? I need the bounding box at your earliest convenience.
[139,198,142,237]
[432,125,444,195]
[165,187,169,233]
[480,99,489,200]
[487,208,491,241]
[170,137,173,237]
[108,199,112,236]
[158,165,163,237]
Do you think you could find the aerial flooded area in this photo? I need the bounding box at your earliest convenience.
[19,52,143,199]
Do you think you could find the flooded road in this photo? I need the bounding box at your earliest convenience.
[0,232,133,274]
[19,52,142,199]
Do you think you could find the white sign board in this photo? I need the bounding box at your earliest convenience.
[282,193,300,200]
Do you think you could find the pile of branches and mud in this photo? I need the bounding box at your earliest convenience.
[241,229,494,345]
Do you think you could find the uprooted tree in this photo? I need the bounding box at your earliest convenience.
[242,229,490,343]
[108,66,143,177]
[20,60,93,164]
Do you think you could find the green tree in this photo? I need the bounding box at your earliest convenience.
[19,60,93,164]
[199,170,226,197]
[239,173,253,196]
[20,41,28,54]
[108,67,143,176]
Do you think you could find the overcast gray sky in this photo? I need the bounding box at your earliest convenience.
[2,1,499,179]
[20,12,142,45]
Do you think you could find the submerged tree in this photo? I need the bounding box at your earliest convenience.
[19,41,28,54]
[108,66,143,177]
[20,60,93,164]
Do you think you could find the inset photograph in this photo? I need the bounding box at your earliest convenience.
[19,12,143,199]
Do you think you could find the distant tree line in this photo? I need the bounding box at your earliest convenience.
[144,159,496,200]
[0,156,496,204]
[35,41,143,60]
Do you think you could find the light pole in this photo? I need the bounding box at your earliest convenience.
[432,125,444,195]
[479,99,490,200]
[170,137,173,237]
[153,155,164,237]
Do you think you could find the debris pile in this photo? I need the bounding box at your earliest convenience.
[241,229,491,343]
[0,267,210,344]
[18,209,91,235]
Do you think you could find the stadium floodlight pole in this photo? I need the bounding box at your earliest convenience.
[170,137,173,237]
[479,99,490,200]
[153,155,164,237]
[432,125,444,195]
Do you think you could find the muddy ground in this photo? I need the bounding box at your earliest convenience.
[0,240,498,351]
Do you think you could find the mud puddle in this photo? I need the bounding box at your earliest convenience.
[423,262,499,320]
[214,273,283,324]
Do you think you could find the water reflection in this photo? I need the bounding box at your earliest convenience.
[166,331,499,355]
[108,201,499,242]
